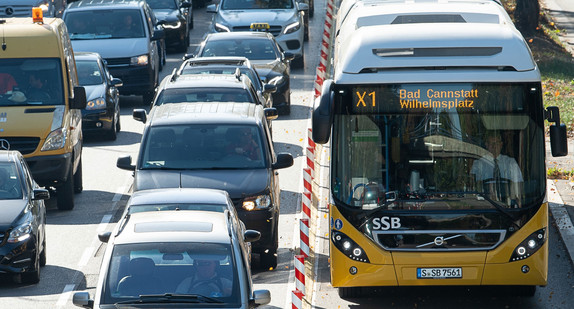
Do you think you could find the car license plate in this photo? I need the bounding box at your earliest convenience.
[250,23,270,30]
[417,267,462,279]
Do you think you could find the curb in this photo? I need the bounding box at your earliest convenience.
[547,180,574,266]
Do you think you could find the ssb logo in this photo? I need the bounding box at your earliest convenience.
[372,216,401,230]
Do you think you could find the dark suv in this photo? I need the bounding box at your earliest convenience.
[117,102,293,269]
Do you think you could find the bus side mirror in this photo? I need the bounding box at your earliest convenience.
[312,79,334,144]
[546,106,568,157]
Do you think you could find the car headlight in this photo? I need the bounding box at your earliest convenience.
[86,98,106,110]
[284,21,300,35]
[214,23,231,32]
[8,219,33,243]
[243,195,272,211]
[41,127,67,151]
[268,75,285,86]
[162,20,182,29]
[131,54,149,66]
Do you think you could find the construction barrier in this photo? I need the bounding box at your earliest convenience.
[302,191,311,220]
[300,218,310,258]
[303,167,312,194]
[306,146,315,179]
[294,254,306,294]
[314,0,336,98]
[292,289,304,309]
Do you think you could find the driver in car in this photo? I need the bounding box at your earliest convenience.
[175,258,232,297]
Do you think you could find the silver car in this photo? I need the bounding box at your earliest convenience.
[0,0,66,18]
[206,0,308,69]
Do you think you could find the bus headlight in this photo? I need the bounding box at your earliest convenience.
[510,228,546,262]
[331,230,370,263]
[242,195,271,211]
[41,127,67,151]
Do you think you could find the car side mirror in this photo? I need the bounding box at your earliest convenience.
[298,2,309,11]
[273,153,294,170]
[244,230,261,243]
[180,1,192,8]
[182,53,195,60]
[206,4,217,13]
[152,28,165,40]
[98,231,111,243]
[70,86,87,109]
[263,83,277,94]
[264,107,278,120]
[132,109,147,123]
[283,52,295,61]
[32,188,50,201]
[72,291,93,308]
[117,155,136,172]
[111,77,123,87]
[252,289,271,306]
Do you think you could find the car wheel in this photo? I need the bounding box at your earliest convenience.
[189,13,194,30]
[292,53,304,69]
[21,248,40,284]
[57,166,75,210]
[304,14,309,42]
[310,0,314,18]
[107,111,118,141]
[179,30,189,53]
[73,158,83,193]
[279,104,291,115]
[116,106,121,132]
[39,238,47,267]
[260,248,277,270]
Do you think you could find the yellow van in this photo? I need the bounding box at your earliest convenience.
[0,11,86,210]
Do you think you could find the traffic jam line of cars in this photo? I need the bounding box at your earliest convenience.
[0,0,313,307]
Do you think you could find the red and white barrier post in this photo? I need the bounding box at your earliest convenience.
[300,218,310,258]
[294,254,305,294]
[301,191,311,220]
[292,289,304,309]
[303,167,312,194]
[314,0,335,98]
[306,146,315,180]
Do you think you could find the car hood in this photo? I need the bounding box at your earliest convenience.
[153,9,179,23]
[71,38,149,59]
[0,200,26,230]
[219,9,297,25]
[134,169,270,198]
[83,84,106,101]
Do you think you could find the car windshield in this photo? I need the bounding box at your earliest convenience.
[146,0,178,9]
[76,60,104,86]
[222,0,294,9]
[128,203,228,214]
[181,67,263,91]
[155,88,254,105]
[0,58,64,106]
[140,124,267,170]
[101,242,240,307]
[0,162,23,199]
[200,39,278,61]
[65,10,146,39]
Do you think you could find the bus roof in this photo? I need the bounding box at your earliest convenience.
[333,0,539,84]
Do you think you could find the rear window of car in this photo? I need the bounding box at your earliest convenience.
[155,88,254,105]
[65,9,146,39]
[222,0,293,10]
[200,39,279,61]
[128,203,228,214]
[140,124,267,170]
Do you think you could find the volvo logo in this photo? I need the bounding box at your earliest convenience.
[5,7,14,16]
[0,139,10,150]
[434,236,444,246]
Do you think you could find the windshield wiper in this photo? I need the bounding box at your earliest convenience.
[115,293,223,306]
[478,193,521,221]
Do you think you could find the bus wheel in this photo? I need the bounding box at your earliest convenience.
[56,167,75,210]
[73,158,83,193]
[338,287,363,298]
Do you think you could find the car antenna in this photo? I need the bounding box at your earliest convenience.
[234,68,241,81]
[1,20,6,51]
[170,68,179,82]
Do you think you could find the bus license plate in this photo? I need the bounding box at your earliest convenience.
[417,267,462,279]
[250,23,270,30]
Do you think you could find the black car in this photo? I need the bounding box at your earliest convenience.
[0,150,50,284]
[75,52,123,140]
[194,32,294,115]
[146,0,192,52]
[117,102,293,269]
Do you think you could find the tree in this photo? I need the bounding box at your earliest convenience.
[514,0,540,34]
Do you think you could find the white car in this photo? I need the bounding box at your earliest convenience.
[206,0,308,68]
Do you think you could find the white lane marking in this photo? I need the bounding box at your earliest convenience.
[112,186,126,202]
[56,284,75,307]
[78,247,95,268]
[97,214,113,233]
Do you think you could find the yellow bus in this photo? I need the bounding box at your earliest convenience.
[312,0,568,297]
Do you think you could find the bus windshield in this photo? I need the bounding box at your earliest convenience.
[331,83,546,211]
